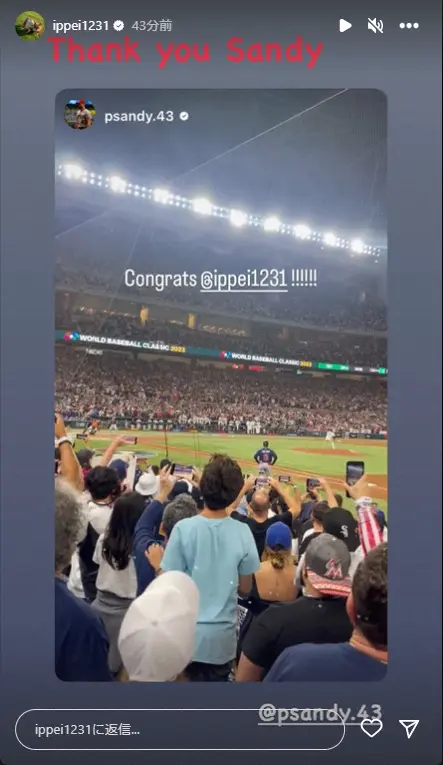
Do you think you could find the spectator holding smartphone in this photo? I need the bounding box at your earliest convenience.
[296,501,330,559]
[77,467,122,603]
[55,413,83,491]
[132,464,175,595]
[156,455,260,682]
[230,477,301,559]
[344,474,386,577]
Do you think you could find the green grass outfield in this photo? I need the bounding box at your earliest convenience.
[73,431,388,516]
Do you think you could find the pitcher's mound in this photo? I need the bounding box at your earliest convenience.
[291,447,365,457]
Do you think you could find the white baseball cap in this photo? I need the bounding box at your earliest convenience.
[135,470,159,497]
[118,571,199,682]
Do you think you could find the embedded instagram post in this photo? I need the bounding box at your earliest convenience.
[54,89,387,683]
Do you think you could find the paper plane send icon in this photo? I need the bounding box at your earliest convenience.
[339,19,352,32]
[399,720,419,739]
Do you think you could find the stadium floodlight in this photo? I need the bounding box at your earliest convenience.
[230,209,247,227]
[192,198,213,215]
[294,224,312,239]
[109,176,127,193]
[153,188,171,204]
[323,232,338,247]
[57,161,382,256]
[351,238,365,254]
[263,216,281,232]
[64,163,84,180]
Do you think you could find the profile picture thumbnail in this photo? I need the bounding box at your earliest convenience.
[15,10,45,39]
[64,99,96,130]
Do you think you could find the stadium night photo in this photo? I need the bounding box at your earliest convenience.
[54,89,387,685]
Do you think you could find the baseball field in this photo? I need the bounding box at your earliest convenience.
[74,431,388,516]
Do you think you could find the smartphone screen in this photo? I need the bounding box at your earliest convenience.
[172,464,193,478]
[278,475,291,483]
[256,477,268,487]
[306,478,321,491]
[123,436,138,445]
[346,461,365,486]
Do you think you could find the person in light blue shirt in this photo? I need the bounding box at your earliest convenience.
[159,454,260,681]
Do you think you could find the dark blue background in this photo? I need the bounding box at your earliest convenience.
[0,1,441,763]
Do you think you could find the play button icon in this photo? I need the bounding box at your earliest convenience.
[339,19,352,32]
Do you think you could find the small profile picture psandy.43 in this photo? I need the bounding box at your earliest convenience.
[64,99,96,130]
[15,10,45,39]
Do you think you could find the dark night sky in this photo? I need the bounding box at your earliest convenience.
[55,89,387,238]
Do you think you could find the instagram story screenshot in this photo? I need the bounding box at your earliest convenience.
[0,3,441,764]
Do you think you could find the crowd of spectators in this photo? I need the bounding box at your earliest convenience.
[55,249,387,333]
[54,153,388,687]
[56,309,387,369]
[146,288,388,333]
[55,420,388,684]
[56,346,387,433]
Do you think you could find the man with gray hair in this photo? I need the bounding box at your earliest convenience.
[55,478,112,681]
[161,494,199,540]
[142,495,200,580]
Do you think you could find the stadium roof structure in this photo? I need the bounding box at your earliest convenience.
[56,164,383,263]
[56,89,387,249]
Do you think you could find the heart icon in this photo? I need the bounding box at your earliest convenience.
[361,718,383,737]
